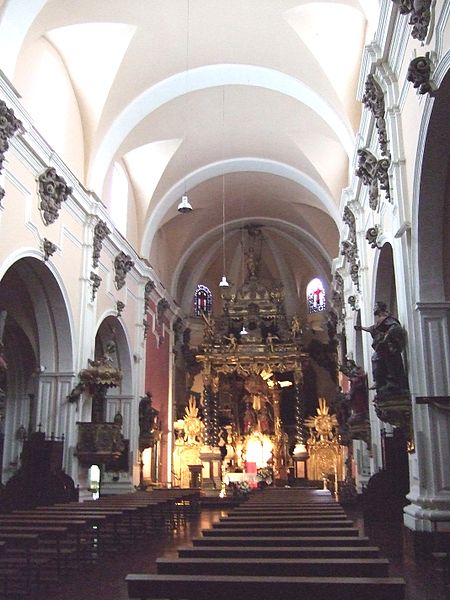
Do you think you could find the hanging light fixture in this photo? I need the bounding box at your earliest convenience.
[239,325,248,336]
[177,194,192,213]
[178,0,192,214]
[219,175,229,287]
[219,86,229,288]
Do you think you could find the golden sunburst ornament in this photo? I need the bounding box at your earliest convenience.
[305,398,338,441]
[183,398,203,444]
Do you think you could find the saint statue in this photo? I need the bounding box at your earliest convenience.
[347,362,369,420]
[242,398,257,434]
[355,301,408,395]
[258,401,272,434]
[139,391,159,438]
[290,314,301,338]
[224,332,238,352]
[266,331,279,352]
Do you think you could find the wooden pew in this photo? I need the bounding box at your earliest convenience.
[192,534,375,547]
[155,556,391,577]
[214,518,354,527]
[22,506,140,547]
[0,525,68,581]
[0,533,41,596]
[0,514,98,565]
[229,508,347,515]
[126,573,406,600]
[202,526,361,537]
[177,545,381,559]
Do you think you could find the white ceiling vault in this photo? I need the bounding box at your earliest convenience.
[0,0,379,314]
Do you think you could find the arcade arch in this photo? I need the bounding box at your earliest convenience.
[0,256,74,482]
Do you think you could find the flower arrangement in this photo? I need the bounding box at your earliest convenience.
[257,467,273,485]
[237,481,250,494]
[226,480,251,496]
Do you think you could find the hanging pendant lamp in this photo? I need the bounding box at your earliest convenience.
[177,194,192,213]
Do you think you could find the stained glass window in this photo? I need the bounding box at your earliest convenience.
[194,284,212,316]
[306,278,326,313]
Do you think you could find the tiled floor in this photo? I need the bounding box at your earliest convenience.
[36,505,448,600]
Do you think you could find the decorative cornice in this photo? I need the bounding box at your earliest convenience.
[356,148,391,209]
[37,167,72,225]
[362,74,390,157]
[116,300,125,318]
[415,301,450,313]
[366,225,382,249]
[342,206,356,243]
[90,272,102,301]
[114,251,134,290]
[392,0,432,42]
[42,238,57,261]
[330,272,345,321]
[142,317,149,339]
[349,263,360,291]
[144,279,155,314]
[407,54,434,96]
[348,295,357,311]
[157,298,170,323]
[92,219,111,268]
[341,240,358,264]
[0,99,22,204]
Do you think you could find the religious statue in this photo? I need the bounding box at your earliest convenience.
[347,361,369,420]
[224,332,238,352]
[139,391,159,439]
[355,302,408,395]
[87,340,116,368]
[290,314,301,339]
[242,398,257,434]
[266,332,279,353]
[258,401,272,434]
[330,386,351,437]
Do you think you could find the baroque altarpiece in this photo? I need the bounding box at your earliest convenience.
[173,228,346,490]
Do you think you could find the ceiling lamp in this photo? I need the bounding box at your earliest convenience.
[219,86,229,288]
[240,325,248,336]
[177,194,192,213]
[178,0,193,215]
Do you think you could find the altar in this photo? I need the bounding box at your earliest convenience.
[223,470,258,487]
[174,226,309,489]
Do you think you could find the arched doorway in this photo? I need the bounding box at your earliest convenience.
[0,256,73,483]
[405,64,450,544]
[91,315,134,493]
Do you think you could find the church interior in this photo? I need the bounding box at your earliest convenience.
[0,1,449,599]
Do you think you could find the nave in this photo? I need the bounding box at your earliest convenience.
[28,491,448,600]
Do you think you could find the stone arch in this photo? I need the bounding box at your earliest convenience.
[94,315,133,397]
[93,315,134,446]
[414,68,450,304]
[0,256,74,482]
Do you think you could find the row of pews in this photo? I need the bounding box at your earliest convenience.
[126,487,406,600]
[0,488,199,597]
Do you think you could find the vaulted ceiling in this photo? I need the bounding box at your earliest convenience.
[0,0,377,314]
